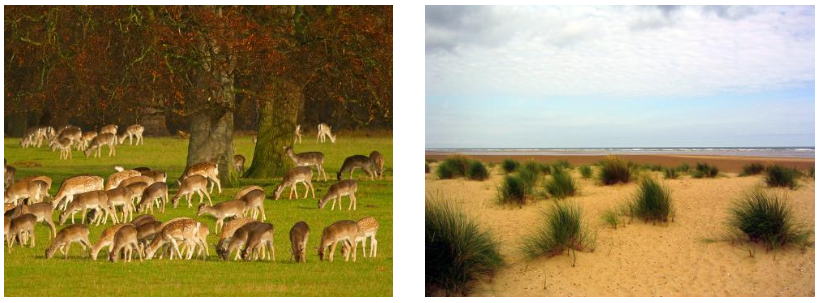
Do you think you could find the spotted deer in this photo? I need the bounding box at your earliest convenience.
[4,180,46,206]
[337,155,377,181]
[219,221,268,261]
[139,182,168,214]
[285,147,328,181]
[91,223,127,260]
[45,224,92,259]
[106,169,141,190]
[178,161,222,194]
[273,166,315,200]
[84,133,118,157]
[242,223,275,261]
[100,124,118,136]
[53,175,105,210]
[105,186,135,223]
[238,189,266,220]
[54,138,73,159]
[6,213,37,252]
[216,218,257,261]
[316,123,337,143]
[197,199,246,233]
[172,175,212,208]
[16,176,53,198]
[79,131,98,150]
[318,180,358,211]
[355,217,379,258]
[125,182,150,208]
[119,124,145,145]
[289,221,310,263]
[109,224,142,262]
[59,190,117,226]
[144,218,201,260]
[9,202,57,238]
[141,170,167,183]
[318,220,359,262]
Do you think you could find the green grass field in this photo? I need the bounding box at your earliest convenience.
[3,135,393,296]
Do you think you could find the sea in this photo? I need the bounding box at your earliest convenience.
[425,147,815,159]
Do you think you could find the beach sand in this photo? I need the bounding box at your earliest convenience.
[425,157,815,296]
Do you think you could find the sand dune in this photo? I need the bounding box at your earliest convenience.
[425,161,815,296]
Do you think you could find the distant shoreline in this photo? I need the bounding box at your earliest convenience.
[426,147,815,159]
[424,152,815,173]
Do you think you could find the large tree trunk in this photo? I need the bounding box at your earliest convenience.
[186,109,234,185]
[5,113,28,137]
[245,77,302,178]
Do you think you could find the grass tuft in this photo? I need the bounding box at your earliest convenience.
[597,156,631,185]
[466,160,490,181]
[630,178,674,224]
[426,196,504,296]
[545,168,577,200]
[739,163,766,176]
[601,209,621,229]
[497,175,527,207]
[663,167,678,179]
[691,163,719,178]
[727,190,812,253]
[579,165,593,179]
[553,159,572,170]
[501,159,519,174]
[764,165,800,189]
[520,202,595,266]
[677,163,690,173]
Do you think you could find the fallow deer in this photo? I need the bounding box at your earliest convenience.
[318,180,358,211]
[172,175,212,208]
[317,220,359,262]
[178,161,221,194]
[290,221,309,263]
[273,166,315,200]
[337,155,377,181]
[53,175,105,210]
[285,146,328,181]
[45,224,92,259]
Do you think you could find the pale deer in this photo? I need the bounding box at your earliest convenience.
[4,180,46,206]
[294,125,302,144]
[6,213,37,252]
[318,220,359,262]
[234,155,246,176]
[10,202,57,238]
[59,190,117,226]
[216,218,257,261]
[242,223,275,261]
[370,151,385,179]
[337,155,377,181]
[197,199,246,233]
[274,166,315,200]
[16,175,53,198]
[55,138,73,159]
[106,186,135,223]
[144,218,201,260]
[289,221,309,263]
[91,223,127,260]
[53,175,105,210]
[106,170,141,190]
[239,189,266,220]
[84,133,117,157]
[139,182,168,214]
[178,161,221,194]
[58,126,82,147]
[318,180,358,211]
[220,221,268,261]
[100,124,118,136]
[355,217,379,258]
[109,224,142,262]
[172,175,212,208]
[235,185,265,200]
[285,146,328,181]
[141,170,167,183]
[45,224,92,259]
[119,124,145,145]
[316,123,337,143]
[79,131,98,150]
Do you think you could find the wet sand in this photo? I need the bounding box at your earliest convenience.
[425,162,815,296]
[425,153,815,174]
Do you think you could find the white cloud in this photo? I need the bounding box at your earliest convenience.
[426,6,815,98]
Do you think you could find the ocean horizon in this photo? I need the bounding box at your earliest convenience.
[425,147,816,159]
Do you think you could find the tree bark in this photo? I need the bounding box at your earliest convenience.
[186,109,235,185]
[245,77,302,178]
[5,113,28,137]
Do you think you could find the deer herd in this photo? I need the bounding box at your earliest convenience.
[4,122,386,265]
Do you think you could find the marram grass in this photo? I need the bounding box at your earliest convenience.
[764,165,800,189]
[727,190,812,253]
[497,174,527,207]
[520,202,595,267]
[501,159,519,174]
[630,178,674,224]
[597,156,631,185]
[579,165,593,179]
[545,167,577,200]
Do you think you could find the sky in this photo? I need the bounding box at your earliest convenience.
[425,5,815,148]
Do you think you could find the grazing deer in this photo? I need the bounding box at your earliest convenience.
[16,176,53,198]
[197,199,246,233]
[355,217,379,258]
[58,126,82,146]
[242,223,275,261]
[118,175,154,189]
[109,224,142,262]
[119,124,145,145]
[220,221,268,261]
[289,221,309,263]
[234,155,246,176]
[131,214,158,227]
[4,180,46,206]
[238,189,266,220]
[318,220,359,262]
[106,170,141,190]
[316,123,337,143]
[91,223,127,260]
[54,138,73,159]
[216,218,257,261]
[172,175,212,208]
[45,224,92,259]
[294,125,302,144]
[285,147,328,181]
[53,175,105,210]
[84,133,117,157]
[144,218,201,260]
[235,185,265,200]
[370,151,385,179]
[106,186,135,223]
[186,223,210,260]
[274,166,315,200]
[318,180,358,211]
[125,182,150,207]
[6,213,37,252]
[4,164,15,189]
[100,124,118,136]
[21,127,46,148]
[10,202,57,238]
[139,182,168,214]
[135,221,163,253]
[79,131,98,150]
[59,190,117,226]
[337,155,377,181]
[141,170,167,183]
[178,161,222,194]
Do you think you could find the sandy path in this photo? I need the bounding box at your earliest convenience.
[425,164,815,296]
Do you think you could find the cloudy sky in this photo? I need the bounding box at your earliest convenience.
[425,6,815,148]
